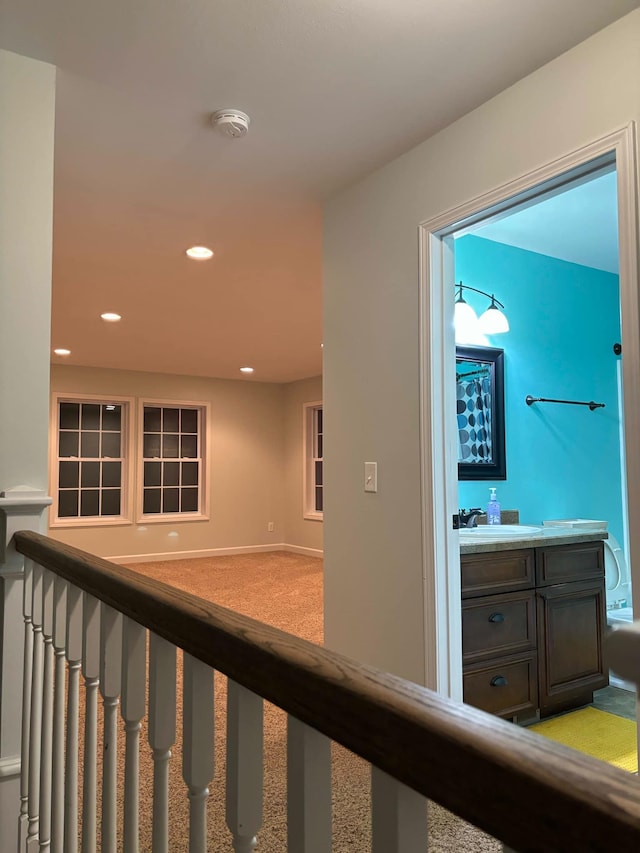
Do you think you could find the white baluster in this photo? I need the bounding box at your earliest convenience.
[226,680,263,853]
[51,576,68,853]
[121,618,146,853]
[38,570,55,853]
[287,716,332,853]
[182,654,214,853]
[27,563,44,851]
[81,594,101,853]
[370,767,428,853]
[19,560,34,851]
[99,604,123,853]
[148,634,176,853]
[64,585,82,853]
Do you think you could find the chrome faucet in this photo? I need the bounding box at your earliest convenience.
[458,508,484,528]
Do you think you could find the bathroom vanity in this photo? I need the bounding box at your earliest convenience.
[461,528,608,721]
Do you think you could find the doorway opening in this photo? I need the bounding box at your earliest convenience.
[418,127,639,720]
[456,163,636,719]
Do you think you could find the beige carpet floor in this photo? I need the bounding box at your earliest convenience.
[81,550,501,851]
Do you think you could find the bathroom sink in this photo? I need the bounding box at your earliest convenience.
[459,524,543,539]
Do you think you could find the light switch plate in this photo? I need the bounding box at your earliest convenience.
[364,462,377,493]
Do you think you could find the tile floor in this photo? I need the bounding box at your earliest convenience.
[592,684,637,721]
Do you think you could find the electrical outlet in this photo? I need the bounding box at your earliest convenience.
[267,521,274,532]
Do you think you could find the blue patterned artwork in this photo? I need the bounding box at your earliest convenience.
[457,368,492,463]
[456,345,505,480]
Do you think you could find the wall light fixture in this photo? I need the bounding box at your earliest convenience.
[454,281,509,344]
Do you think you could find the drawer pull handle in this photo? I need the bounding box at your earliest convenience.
[488,612,505,623]
[490,675,508,687]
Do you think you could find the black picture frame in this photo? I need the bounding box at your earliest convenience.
[456,344,506,481]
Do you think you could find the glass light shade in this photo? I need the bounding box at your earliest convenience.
[454,298,481,344]
[479,303,509,334]
[454,297,477,325]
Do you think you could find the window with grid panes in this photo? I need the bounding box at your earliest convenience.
[141,404,204,516]
[304,403,323,518]
[313,406,323,512]
[55,400,126,521]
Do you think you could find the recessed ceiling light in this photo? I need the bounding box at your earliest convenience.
[186,246,214,260]
[240,366,254,374]
[101,312,122,322]
[53,348,71,356]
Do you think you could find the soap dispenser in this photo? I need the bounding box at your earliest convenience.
[487,487,501,525]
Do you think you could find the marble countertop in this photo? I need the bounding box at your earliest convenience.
[459,526,608,555]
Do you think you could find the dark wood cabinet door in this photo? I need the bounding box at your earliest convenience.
[535,541,604,586]
[462,590,536,664]
[536,580,608,715]
[463,652,538,719]
[461,549,535,598]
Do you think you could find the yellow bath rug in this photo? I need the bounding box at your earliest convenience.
[529,706,637,772]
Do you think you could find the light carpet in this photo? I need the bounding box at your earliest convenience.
[111,550,502,852]
[529,706,638,773]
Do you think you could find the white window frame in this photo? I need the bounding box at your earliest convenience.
[136,398,210,524]
[303,401,323,521]
[49,392,135,528]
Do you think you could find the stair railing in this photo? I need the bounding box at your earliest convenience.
[11,529,640,853]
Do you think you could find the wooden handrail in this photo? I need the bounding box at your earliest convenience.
[14,530,640,852]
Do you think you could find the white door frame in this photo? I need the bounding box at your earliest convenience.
[418,124,639,697]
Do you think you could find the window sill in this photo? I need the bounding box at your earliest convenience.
[303,512,324,522]
[49,516,133,529]
[136,512,210,525]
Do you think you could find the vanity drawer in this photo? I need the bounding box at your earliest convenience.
[535,541,604,586]
[462,590,536,664]
[461,549,535,598]
[463,652,538,719]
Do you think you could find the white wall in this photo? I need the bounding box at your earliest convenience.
[323,12,640,684]
[284,375,323,554]
[0,50,56,492]
[50,365,323,559]
[0,49,56,852]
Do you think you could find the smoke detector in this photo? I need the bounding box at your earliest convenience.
[211,109,250,138]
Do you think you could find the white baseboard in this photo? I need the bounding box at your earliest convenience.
[281,544,323,558]
[109,543,323,564]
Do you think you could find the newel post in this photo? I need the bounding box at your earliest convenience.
[0,487,52,852]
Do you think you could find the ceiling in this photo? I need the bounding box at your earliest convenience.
[472,171,619,274]
[1,0,637,382]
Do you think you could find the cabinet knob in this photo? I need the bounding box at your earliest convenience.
[490,675,508,687]
[488,612,505,623]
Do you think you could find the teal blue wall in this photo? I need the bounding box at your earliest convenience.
[454,236,625,547]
